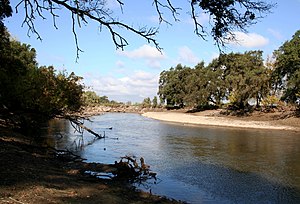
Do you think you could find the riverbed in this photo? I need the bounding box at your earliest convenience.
[44,113,300,203]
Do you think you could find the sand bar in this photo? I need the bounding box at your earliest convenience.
[142,111,299,131]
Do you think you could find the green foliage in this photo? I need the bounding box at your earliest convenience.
[142,97,151,108]
[82,91,122,106]
[184,62,211,107]
[0,33,84,124]
[216,51,269,109]
[158,64,192,107]
[0,0,12,34]
[152,96,158,108]
[158,51,272,111]
[261,95,280,111]
[82,91,101,105]
[273,30,300,106]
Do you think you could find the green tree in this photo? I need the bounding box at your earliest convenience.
[82,91,101,105]
[206,60,228,107]
[184,62,211,108]
[152,96,158,108]
[183,61,227,109]
[0,35,84,131]
[142,97,151,108]
[0,38,38,111]
[272,30,300,106]
[158,64,192,108]
[210,51,270,110]
[82,91,111,105]
[0,0,12,35]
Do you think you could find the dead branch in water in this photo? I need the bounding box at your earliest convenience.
[113,155,157,182]
[66,116,104,139]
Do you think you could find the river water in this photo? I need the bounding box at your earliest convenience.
[43,113,300,203]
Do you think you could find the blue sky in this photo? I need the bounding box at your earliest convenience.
[5,0,300,103]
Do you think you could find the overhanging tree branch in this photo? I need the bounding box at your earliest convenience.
[14,0,275,60]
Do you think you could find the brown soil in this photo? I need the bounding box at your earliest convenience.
[0,128,182,204]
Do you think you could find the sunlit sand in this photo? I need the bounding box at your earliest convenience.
[142,111,299,131]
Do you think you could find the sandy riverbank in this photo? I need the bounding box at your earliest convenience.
[142,110,300,131]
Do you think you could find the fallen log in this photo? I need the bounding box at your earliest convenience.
[67,116,104,139]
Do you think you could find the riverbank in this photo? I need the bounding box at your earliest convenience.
[143,110,300,131]
[0,127,182,204]
[80,105,163,117]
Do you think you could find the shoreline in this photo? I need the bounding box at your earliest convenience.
[0,127,181,204]
[142,111,300,131]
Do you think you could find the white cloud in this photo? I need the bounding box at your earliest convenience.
[228,32,269,48]
[84,71,159,103]
[267,28,283,40]
[177,46,200,65]
[117,44,165,68]
[149,15,160,24]
[209,52,220,63]
[196,13,210,25]
[116,60,125,68]
[185,13,209,26]
[117,44,165,60]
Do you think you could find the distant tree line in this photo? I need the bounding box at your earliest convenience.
[141,96,160,109]
[83,91,161,109]
[82,91,123,107]
[158,30,300,112]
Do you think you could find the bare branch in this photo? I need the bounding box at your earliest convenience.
[190,1,206,40]
[15,0,274,59]
[16,0,162,60]
[152,0,181,25]
[71,12,83,61]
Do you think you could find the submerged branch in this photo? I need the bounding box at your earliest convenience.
[66,116,104,139]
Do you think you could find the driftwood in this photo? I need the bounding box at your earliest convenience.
[113,156,157,181]
[66,116,104,139]
[47,146,86,162]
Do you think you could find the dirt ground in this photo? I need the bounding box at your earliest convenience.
[0,128,182,204]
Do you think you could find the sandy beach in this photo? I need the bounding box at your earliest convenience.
[142,111,300,131]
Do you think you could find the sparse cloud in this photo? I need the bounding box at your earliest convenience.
[177,46,200,65]
[185,12,209,26]
[83,70,159,102]
[227,31,269,48]
[117,44,165,60]
[149,15,160,24]
[117,44,166,68]
[267,28,283,40]
[106,0,122,9]
[116,60,125,68]
[209,52,220,62]
[195,13,210,25]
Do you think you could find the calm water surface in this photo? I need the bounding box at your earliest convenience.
[44,113,300,203]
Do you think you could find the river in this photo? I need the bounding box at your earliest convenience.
[43,113,300,203]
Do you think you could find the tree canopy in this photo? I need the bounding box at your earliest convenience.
[1,0,274,59]
[272,30,300,105]
[159,30,300,111]
[0,31,84,133]
[159,51,270,110]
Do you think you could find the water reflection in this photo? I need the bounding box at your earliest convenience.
[43,113,300,203]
